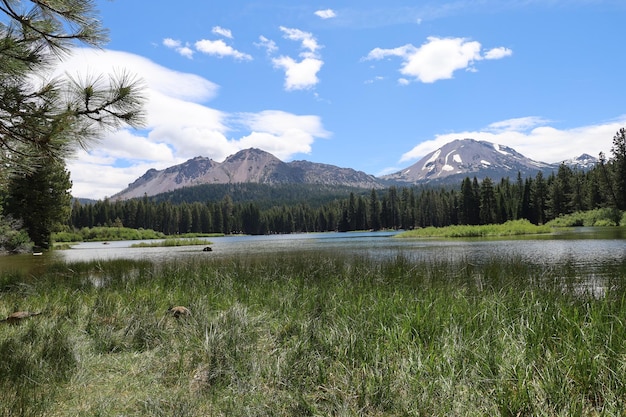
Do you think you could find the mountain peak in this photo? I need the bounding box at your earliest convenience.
[560,153,598,170]
[382,138,552,184]
[109,141,597,201]
[112,148,381,200]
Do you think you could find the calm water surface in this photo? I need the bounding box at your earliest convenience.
[2,227,625,277]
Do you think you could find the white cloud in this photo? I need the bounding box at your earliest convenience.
[279,26,321,57]
[272,27,324,91]
[315,9,337,19]
[486,116,550,133]
[484,46,513,60]
[399,116,626,165]
[398,78,410,86]
[272,56,323,91]
[194,39,252,61]
[236,110,331,159]
[163,38,194,59]
[255,35,278,55]
[365,36,511,83]
[212,26,233,39]
[51,48,329,199]
[165,33,251,61]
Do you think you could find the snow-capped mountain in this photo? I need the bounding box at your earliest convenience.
[382,138,570,184]
[559,153,598,170]
[109,140,598,200]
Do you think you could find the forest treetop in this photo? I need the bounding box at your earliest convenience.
[0,0,146,177]
[0,0,146,250]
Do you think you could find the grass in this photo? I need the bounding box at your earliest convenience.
[546,208,626,227]
[53,226,224,244]
[2,252,626,416]
[396,219,553,238]
[130,238,212,248]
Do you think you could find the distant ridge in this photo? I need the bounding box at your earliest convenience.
[381,139,596,185]
[112,148,382,200]
[110,140,598,201]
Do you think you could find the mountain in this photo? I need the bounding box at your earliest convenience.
[559,153,598,170]
[382,139,562,185]
[110,140,598,201]
[112,148,382,200]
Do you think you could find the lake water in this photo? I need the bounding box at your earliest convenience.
[2,227,625,279]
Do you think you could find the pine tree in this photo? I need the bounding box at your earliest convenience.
[0,0,145,176]
[479,177,497,225]
[368,189,381,231]
[4,158,72,248]
[610,128,626,210]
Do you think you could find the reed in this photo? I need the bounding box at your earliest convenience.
[1,252,626,416]
[130,238,211,248]
[397,219,552,238]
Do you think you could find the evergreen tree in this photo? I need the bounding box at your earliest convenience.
[610,128,626,209]
[0,0,145,177]
[368,189,381,231]
[0,0,145,251]
[531,171,548,224]
[459,177,480,225]
[4,158,72,248]
[479,177,497,225]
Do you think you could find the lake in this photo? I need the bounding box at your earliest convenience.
[2,227,625,280]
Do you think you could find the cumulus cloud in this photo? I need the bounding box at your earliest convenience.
[235,110,331,159]
[315,9,337,19]
[163,38,194,59]
[279,27,321,57]
[212,26,233,39]
[255,35,278,55]
[365,36,511,83]
[272,27,324,91]
[273,56,324,91]
[51,48,329,199]
[195,39,252,61]
[484,46,513,60]
[398,116,626,165]
[164,30,251,61]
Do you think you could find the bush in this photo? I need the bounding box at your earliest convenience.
[53,230,83,243]
[0,215,33,253]
[547,208,625,227]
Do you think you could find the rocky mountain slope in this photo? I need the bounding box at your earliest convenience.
[112,148,381,200]
[381,139,594,184]
[111,140,598,200]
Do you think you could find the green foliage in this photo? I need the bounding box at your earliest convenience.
[0,215,33,253]
[396,219,552,238]
[0,0,145,254]
[2,253,626,415]
[77,226,166,242]
[149,183,369,209]
[0,0,145,175]
[546,208,625,227]
[0,321,77,416]
[52,230,84,243]
[4,159,72,248]
[130,238,211,248]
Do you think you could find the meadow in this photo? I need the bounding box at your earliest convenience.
[395,219,553,238]
[2,251,626,416]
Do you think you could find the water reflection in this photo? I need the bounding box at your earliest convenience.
[2,228,625,280]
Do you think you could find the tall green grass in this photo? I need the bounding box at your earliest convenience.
[1,253,626,415]
[546,208,626,227]
[130,238,211,248]
[397,219,552,238]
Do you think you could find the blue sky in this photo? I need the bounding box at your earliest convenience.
[57,0,626,199]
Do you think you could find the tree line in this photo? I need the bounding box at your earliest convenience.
[69,129,626,235]
[0,0,145,251]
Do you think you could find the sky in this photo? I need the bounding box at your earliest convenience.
[53,0,626,199]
